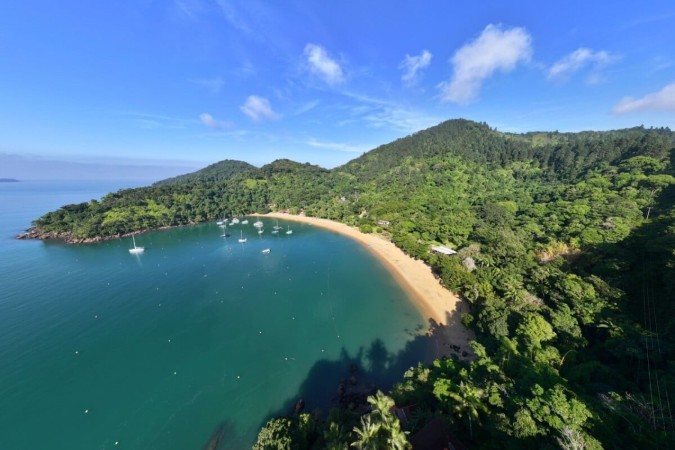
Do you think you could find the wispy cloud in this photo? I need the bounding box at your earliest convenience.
[620,11,675,31]
[215,0,251,34]
[649,56,675,73]
[612,82,675,114]
[240,95,280,122]
[439,24,532,104]
[191,77,225,94]
[400,50,432,84]
[304,43,345,86]
[293,100,320,116]
[199,113,232,129]
[174,0,204,20]
[196,129,251,139]
[341,91,443,133]
[362,106,441,132]
[239,60,256,77]
[305,138,367,153]
[214,0,288,52]
[109,111,191,129]
[547,48,616,82]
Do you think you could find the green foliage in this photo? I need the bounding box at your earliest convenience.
[32,120,675,448]
[351,391,411,450]
[516,313,556,351]
[359,223,373,233]
[253,393,410,450]
[153,159,256,186]
[253,417,295,450]
[523,384,592,434]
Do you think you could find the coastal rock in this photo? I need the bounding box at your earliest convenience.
[17,227,63,241]
[294,399,305,414]
[17,223,181,245]
[16,227,106,244]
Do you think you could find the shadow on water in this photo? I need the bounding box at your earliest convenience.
[205,306,472,449]
[201,420,239,450]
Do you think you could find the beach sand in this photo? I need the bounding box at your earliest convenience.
[265,213,474,359]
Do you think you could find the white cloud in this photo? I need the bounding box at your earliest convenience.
[304,43,345,86]
[199,113,232,129]
[439,24,532,104]
[400,50,432,84]
[240,95,280,122]
[547,48,615,81]
[612,83,675,114]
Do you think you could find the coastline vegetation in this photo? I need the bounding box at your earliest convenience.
[26,119,675,448]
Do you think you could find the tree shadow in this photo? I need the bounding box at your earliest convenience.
[201,420,241,450]
[229,304,473,448]
[569,179,675,387]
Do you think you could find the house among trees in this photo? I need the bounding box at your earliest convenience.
[431,245,457,255]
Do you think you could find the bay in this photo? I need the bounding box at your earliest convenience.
[0,180,428,449]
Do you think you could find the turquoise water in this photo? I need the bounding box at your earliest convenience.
[0,181,428,449]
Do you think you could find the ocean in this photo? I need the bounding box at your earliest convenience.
[0,180,428,449]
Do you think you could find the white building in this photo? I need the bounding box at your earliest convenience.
[431,245,457,255]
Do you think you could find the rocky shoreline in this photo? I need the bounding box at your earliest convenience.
[17,227,111,244]
[16,224,190,244]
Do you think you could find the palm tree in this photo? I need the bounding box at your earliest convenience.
[324,422,350,450]
[368,391,395,426]
[351,415,381,450]
[351,391,411,450]
[386,419,411,450]
[446,381,487,439]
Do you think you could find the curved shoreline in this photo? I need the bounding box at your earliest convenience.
[265,212,474,358]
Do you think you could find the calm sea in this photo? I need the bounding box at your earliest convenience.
[0,180,428,449]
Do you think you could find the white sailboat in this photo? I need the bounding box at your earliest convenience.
[241,219,249,225]
[129,234,144,254]
[258,229,264,234]
[285,225,293,235]
[262,248,271,254]
[273,220,282,230]
[253,216,264,228]
[238,230,247,243]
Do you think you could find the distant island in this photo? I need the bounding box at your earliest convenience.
[0,178,19,182]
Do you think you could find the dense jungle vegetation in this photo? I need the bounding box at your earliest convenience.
[31,119,675,448]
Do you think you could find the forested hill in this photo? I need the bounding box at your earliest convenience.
[153,159,256,186]
[23,119,675,448]
[341,119,673,182]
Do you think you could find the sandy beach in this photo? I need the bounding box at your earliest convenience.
[265,212,474,359]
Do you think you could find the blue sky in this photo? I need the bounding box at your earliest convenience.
[1,0,674,179]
